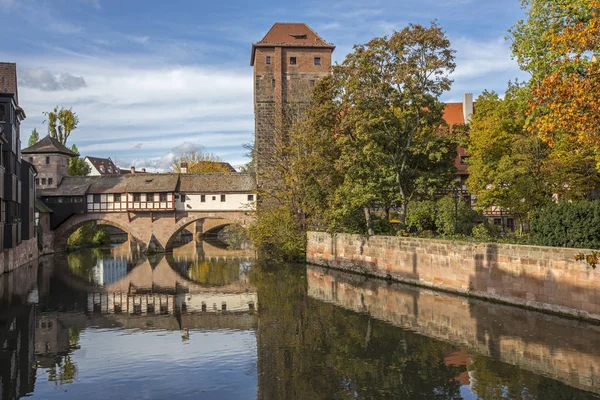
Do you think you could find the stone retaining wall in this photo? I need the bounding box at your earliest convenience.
[0,237,39,275]
[306,232,600,321]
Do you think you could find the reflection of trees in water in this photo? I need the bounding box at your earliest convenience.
[67,248,111,281]
[254,263,464,400]
[42,327,81,387]
[470,356,598,400]
[46,355,77,386]
[187,260,241,286]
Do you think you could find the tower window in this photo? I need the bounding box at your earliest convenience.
[220,194,226,202]
[290,57,297,65]
[133,194,141,202]
[0,104,5,122]
[93,194,101,203]
[309,80,315,88]
[201,195,206,202]
[314,57,321,66]
[248,194,254,201]
[45,157,50,164]
[266,56,271,65]
[48,178,53,185]
[41,178,46,185]
[114,194,121,202]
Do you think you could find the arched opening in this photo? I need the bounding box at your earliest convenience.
[56,217,141,253]
[166,217,235,252]
[66,222,129,249]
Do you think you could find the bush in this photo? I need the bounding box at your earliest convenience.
[472,223,491,241]
[249,207,306,262]
[68,222,110,248]
[531,200,600,249]
[221,224,250,249]
[406,201,437,232]
[92,228,110,245]
[435,196,479,236]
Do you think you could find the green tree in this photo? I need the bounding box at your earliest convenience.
[28,128,39,147]
[332,22,458,225]
[466,84,551,232]
[250,78,342,259]
[43,106,79,145]
[68,144,90,176]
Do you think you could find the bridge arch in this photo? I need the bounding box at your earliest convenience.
[53,213,146,252]
[165,215,237,251]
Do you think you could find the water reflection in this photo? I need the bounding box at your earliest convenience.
[0,241,599,399]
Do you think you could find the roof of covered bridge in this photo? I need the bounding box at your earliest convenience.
[38,173,256,196]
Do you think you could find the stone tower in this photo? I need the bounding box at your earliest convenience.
[251,23,335,179]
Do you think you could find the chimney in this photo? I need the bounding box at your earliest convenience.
[130,166,135,174]
[141,168,146,173]
[180,162,188,174]
[463,93,474,124]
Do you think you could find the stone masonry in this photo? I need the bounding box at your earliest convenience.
[306,232,600,321]
[252,23,334,180]
[52,211,253,253]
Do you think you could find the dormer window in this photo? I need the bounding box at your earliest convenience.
[290,34,307,39]
[108,167,112,173]
[266,56,271,65]
[100,165,105,173]
[290,57,297,65]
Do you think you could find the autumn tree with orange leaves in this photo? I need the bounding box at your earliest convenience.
[512,0,600,166]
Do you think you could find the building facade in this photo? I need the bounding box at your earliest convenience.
[251,23,335,177]
[0,63,38,273]
[22,135,77,189]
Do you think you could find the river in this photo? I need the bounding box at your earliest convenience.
[0,239,599,399]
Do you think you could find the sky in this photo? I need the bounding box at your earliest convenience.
[0,0,529,171]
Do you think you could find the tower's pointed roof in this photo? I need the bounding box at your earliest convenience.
[251,22,335,65]
[22,135,78,157]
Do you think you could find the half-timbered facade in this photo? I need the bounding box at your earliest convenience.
[38,173,256,230]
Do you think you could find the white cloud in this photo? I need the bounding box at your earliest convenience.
[20,68,87,91]
[13,51,254,167]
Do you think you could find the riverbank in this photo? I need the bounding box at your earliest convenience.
[306,232,600,322]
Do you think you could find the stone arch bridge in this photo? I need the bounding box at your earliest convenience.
[53,211,253,253]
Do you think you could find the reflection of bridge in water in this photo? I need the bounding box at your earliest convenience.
[52,241,257,322]
[307,265,600,395]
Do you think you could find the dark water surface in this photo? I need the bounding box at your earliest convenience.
[1,240,599,399]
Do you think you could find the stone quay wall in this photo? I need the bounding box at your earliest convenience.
[306,232,600,321]
[0,237,39,275]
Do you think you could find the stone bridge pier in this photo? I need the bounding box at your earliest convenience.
[52,211,253,253]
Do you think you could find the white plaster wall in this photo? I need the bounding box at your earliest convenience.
[85,158,101,176]
[175,193,255,212]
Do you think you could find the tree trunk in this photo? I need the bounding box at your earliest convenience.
[364,207,375,236]
[399,202,408,226]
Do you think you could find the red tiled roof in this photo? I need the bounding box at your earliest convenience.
[251,22,335,65]
[442,102,465,127]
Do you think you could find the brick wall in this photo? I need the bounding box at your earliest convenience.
[0,236,38,275]
[253,46,332,181]
[307,232,600,321]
